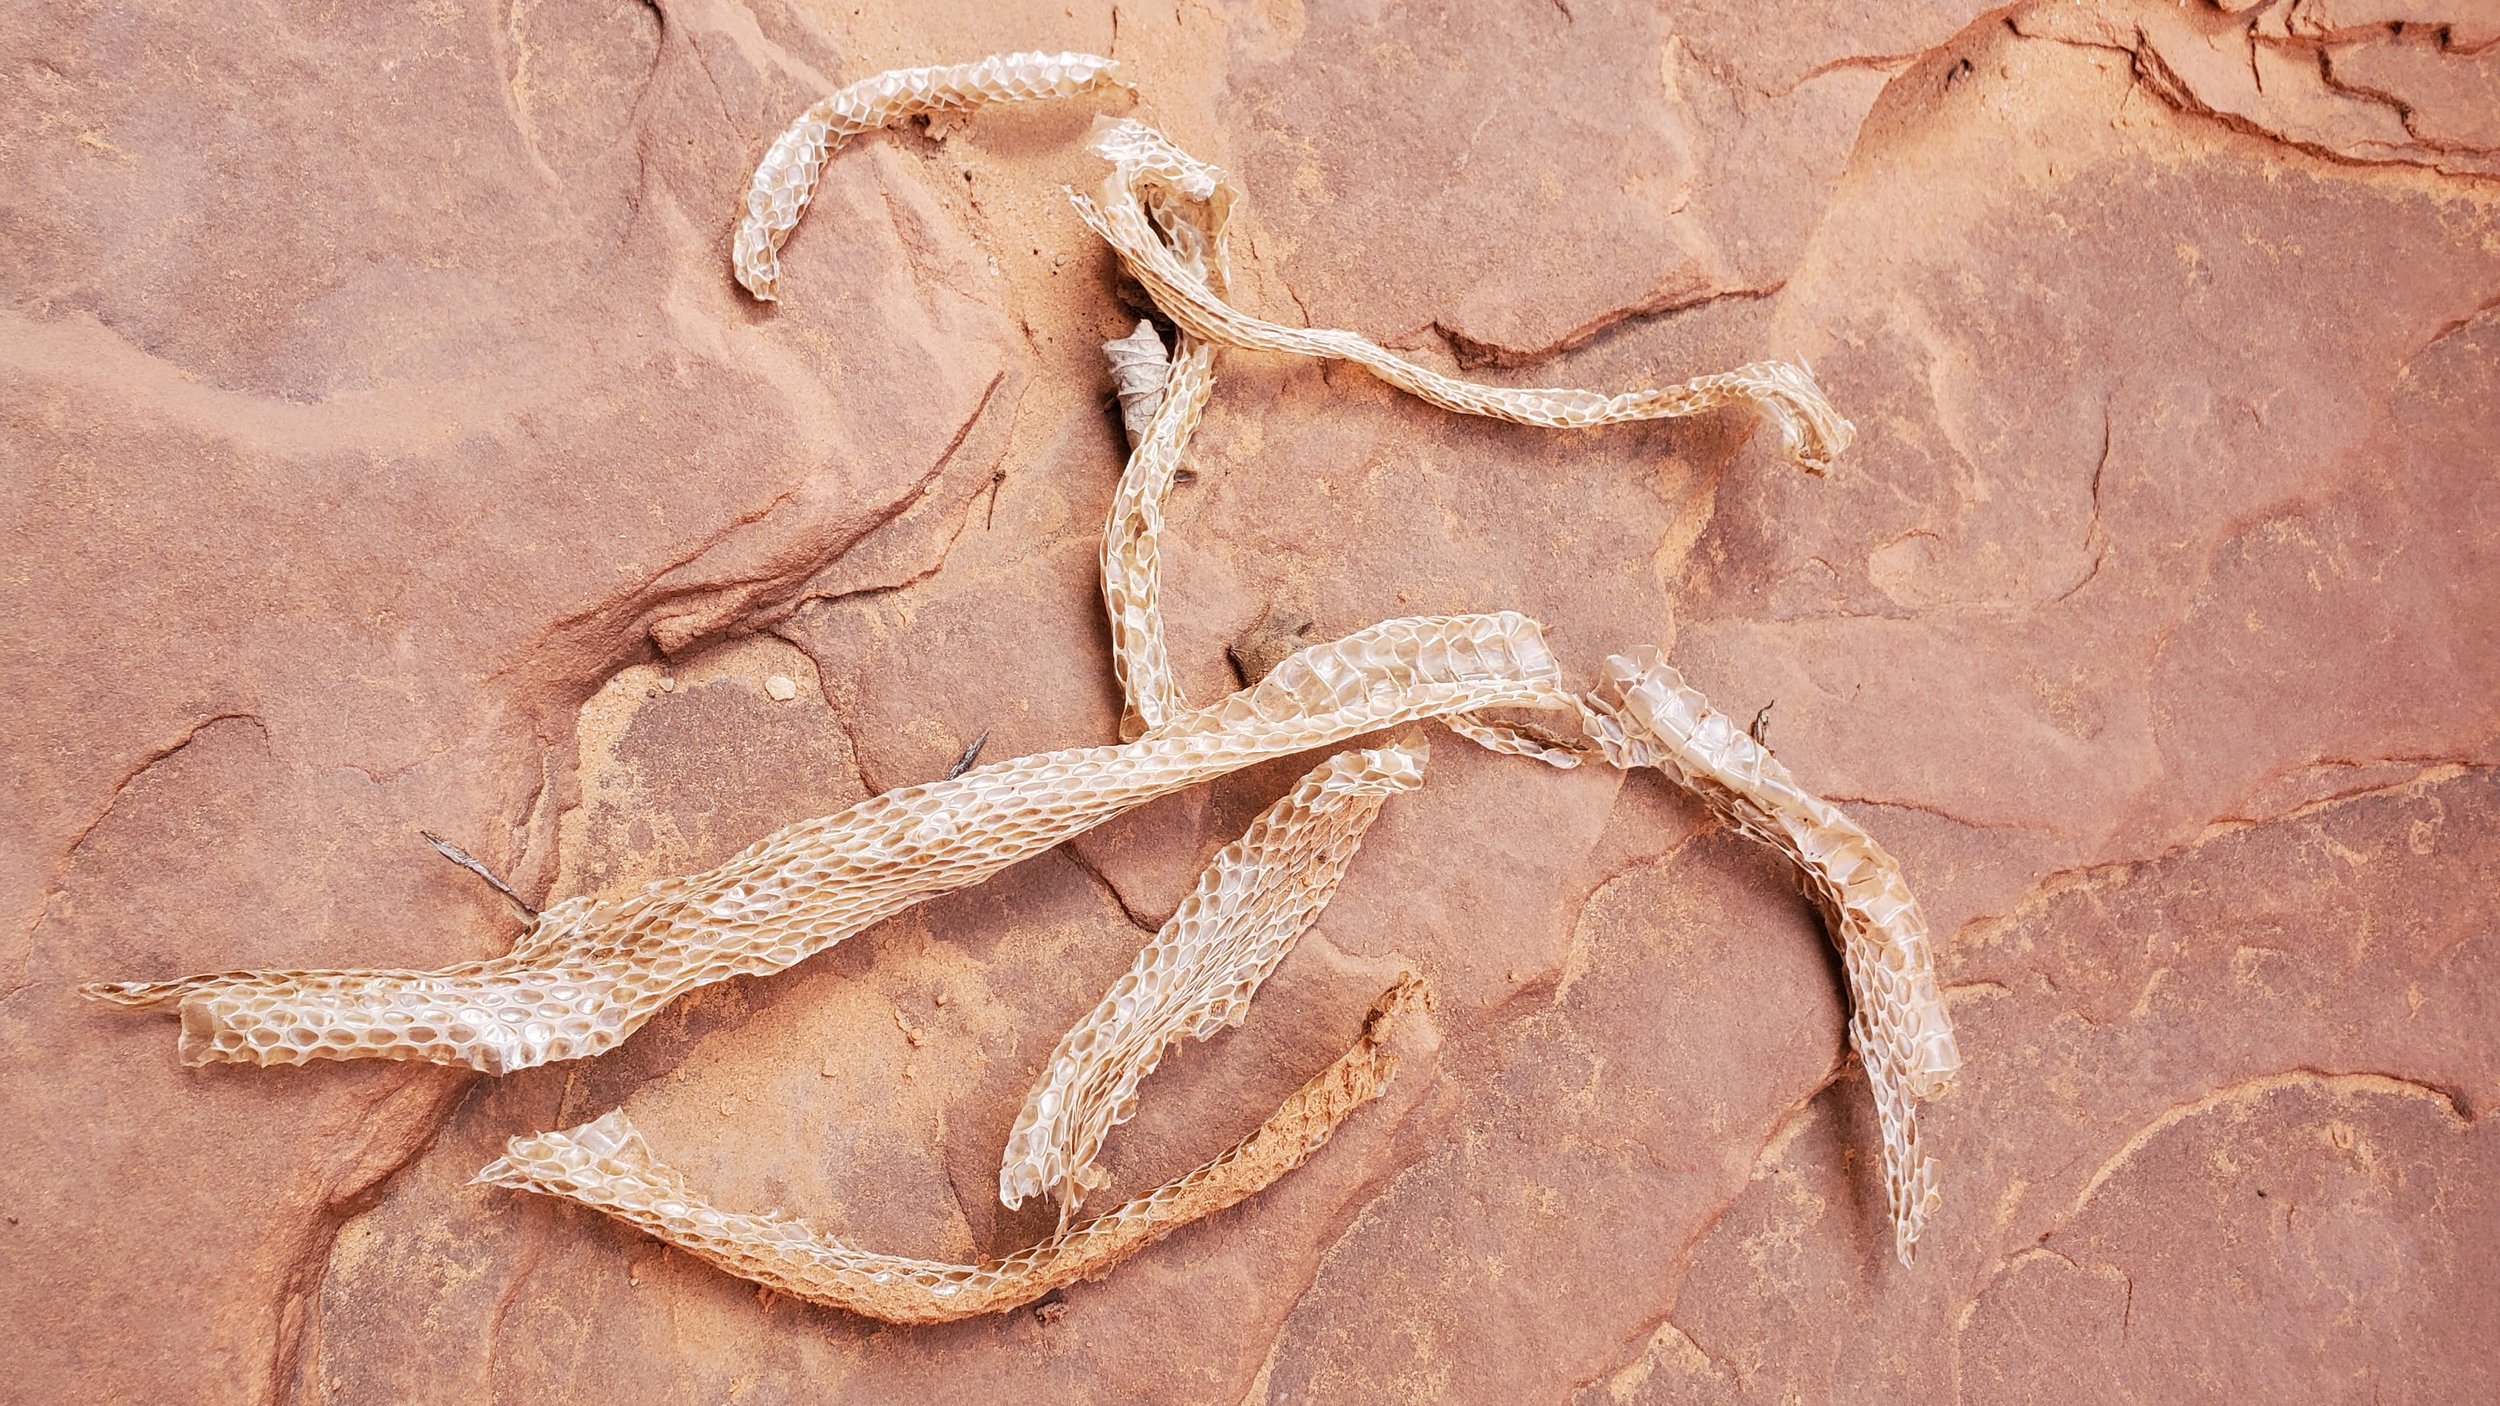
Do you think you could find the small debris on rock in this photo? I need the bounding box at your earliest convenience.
[764,674,799,701]
[1229,602,1316,684]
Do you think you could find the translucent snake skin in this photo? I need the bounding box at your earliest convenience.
[1578,650,1960,1263]
[1069,120,1858,476]
[999,740,1428,1224]
[85,54,1960,1317]
[475,977,1427,1323]
[82,614,1569,1074]
[1099,320,1214,740]
[732,52,1131,302]
[1095,122,1236,739]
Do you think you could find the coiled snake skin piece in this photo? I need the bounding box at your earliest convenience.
[83,615,1569,1075]
[474,976,1427,1324]
[1070,120,1858,476]
[733,52,1130,302]
[1103,318,1176,444]
[1577,649,1960,1264]
[999,739,1427,1224]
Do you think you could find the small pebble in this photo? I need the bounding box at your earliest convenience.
[764,675,799,701]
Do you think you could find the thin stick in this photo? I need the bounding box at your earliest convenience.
[419,832,537,919]
[945,730,990,779]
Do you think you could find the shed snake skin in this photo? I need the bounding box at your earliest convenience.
[999,740,1429,1225]
[87,54,1959,1319]
[85,613,1570,1073]
[1578,651,1958,1262]
[1069,120,1855,476]
[732,52,1132,303]
[474,976,1429,1324]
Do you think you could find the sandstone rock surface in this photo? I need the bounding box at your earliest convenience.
[4,0,2494,1402]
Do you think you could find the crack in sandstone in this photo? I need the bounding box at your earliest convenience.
[2201,755,2495,832]
[1563,1064,1853,1404]
[266,1068,473,1406]
[2314,36,2500,161]
[1754,49,1934,101]
[517,367,1011,694]
[1823,793,2062,836]
[1224,1049,1456,1406]
[1568,1318,1736,1406]
[792,370,1024,616]
[475,1212,557,1398]
[1428,281,1788,372]
[1954,761,2495,958]
[9,712,266,996]
[1058,844,1163,936]
[2013,6,2500,182]
[2408,288,2500,365]
[2062,1068,2475,1225]
[2049,397,2114,606]
[1939,1065,2487,1359]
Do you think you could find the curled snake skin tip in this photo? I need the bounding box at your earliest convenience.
[1104,319,1173,443]
[735,52,1131,302]
[472,975,1431,1324]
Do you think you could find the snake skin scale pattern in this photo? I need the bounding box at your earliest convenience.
[471,977,1427,1323]
[999,740,1429,1223]
[85,54,1961,1316]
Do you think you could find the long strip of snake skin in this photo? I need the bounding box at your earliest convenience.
[733,52,1130,302]
[1100,320,1215,740]
[999,739,1427,1224]
[1094,119,1238,739]
[83,616,1569,1074]
[1575,649,1959,1264]
[472,975,1427,1324]
[1070,120,1858,476]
